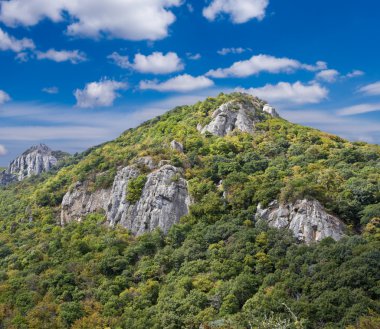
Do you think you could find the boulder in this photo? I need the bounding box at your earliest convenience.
[170,140,184,153]
[263,104,279,118]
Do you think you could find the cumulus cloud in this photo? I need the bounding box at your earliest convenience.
[315,69,340,83]
[203,0,269,24]
[36,49,87,63]
[42,87,59,94]
[0,90,11,104]
[0,0,182,41]
[0,144,7,156]
[237,81,328,104]
[109,51,184,74]
[217,47,247,55]
[0,27,35,52]
[74,79,127,108]
[139,74,214,92]
[359,81,380,96]
[336,103,380,116]
[207,54,327,78]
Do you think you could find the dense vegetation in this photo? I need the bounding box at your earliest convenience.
[0,93,379,328]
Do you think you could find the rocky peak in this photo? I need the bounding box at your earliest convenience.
[0,144,64,185]
[256,199,345,244]
[22,143,52,155]
[199,96,280,137]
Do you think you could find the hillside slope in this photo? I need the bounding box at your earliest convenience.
[0,93,379,328]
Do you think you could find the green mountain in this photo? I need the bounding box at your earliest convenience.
[0,93,379,329]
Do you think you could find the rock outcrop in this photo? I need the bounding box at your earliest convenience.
[263,104,279,118]
[256,199,345,244]
[170,140,184,153]
[201,99,279,137]
[134,156,157,170]
[0,144,66,186]
[107,164,190,234]
[61,181,111,225]
[61,163,190,235]
[105,165,141,226]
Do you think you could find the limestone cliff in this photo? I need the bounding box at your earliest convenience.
[256,199,345,244]
[61,181,111,225]
[60,163,190,235]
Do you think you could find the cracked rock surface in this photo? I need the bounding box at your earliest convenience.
[256,199,345,244]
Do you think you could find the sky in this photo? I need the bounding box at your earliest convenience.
[0,0,380,166]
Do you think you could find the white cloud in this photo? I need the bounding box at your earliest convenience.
[15,51,30,62]
[140,74,214,92]
[346,70,364,78]
[203,0,269,24]
[109,51,184,74]
[315,69,340,83]
[74,79,127,108]
[0,27,35,52]
[108,52,130,69]
[0,90,11,104]
[42,87,59,94]
[359,81,380,96]
[206,54,326,78]
[217,47,247,55]
[237,81,329,104]
[302,61,327,72]
[0,0,182,41]
[0,144,7,156]
[336,103,380,116]
[187,53,201,60]
[36,49,86,63]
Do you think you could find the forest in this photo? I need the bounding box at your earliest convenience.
[0,93,379,328]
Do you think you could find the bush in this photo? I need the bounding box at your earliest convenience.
[126,175,147,203]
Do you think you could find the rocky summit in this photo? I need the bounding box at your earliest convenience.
[0,144,67,186]
[200,98,278,137]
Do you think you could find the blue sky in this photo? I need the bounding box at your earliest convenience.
[0,0,379,165]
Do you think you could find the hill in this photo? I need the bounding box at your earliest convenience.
[0,93,379,328]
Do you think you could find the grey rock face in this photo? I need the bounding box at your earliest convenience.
[7,144,58,181]
[201,99,279,137]
[105,165,141,226]
[61,181,110,225]
[201,101,255,136]
[256,199,345,244]
[134,156,157,170]
[61,163,190,235]
[263,104,279,118]
[170,140,184,153]
[106,164,190,235]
